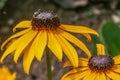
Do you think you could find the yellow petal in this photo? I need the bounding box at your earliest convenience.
[55,34,78,67]
[105,71,120,80]
[1,29,31,50]
[61,69,77,80]
[74,70,91,80]
[96,44,105,55]
[33,31,47,61]
[112,65,120,73]
[60,24,99,36]
[11,72,16,80]
[78,59,88,66]
[13,20,31,32]
[113,55,120,64]
[75,67,89,72]
[82,33,92,41]
[63,60,72,68]
[23,45,34,74]
[83,71,97,80]
[64,58,88,68]
[106,77,110,80]
[47,31,62,61]
[58,29,91,58]
[79,58,89,62]
[98,72,107,80]
[61,68,89,80]
[14,30,37,63]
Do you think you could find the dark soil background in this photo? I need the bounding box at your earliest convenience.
[0,0,120,80]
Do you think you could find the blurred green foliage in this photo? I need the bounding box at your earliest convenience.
[101,22,120,57]
[0,0,7,10]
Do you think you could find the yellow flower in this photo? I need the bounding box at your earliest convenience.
[0,67,16,80]
[0,10,98,74]
[62,44,120,80]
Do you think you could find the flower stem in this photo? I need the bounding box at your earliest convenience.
[46,48,52,80]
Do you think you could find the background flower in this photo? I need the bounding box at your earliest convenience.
[62,44,120,80]
[0,67,16,80]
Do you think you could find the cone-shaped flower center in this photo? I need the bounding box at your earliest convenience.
[31,10,60,31]
[89,55,114,71]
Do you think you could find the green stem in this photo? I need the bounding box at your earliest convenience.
[46,48,52,80]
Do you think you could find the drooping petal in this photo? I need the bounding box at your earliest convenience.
[0,34,27,63]
[33,31,47,61]
[57,29,91,58]
[82,33,92,41]
[60,24,99,36]
[23,45,34,74]
[96,44,105,55]
[113,55,120,64]
[13,30,37,63]
[61,68,89,80]
[47,31,62,62]
[55,34,78,67]
[105,71,120,80]
[1,29,31,50]
[83,71,97,80]
[13,20,32,32]
[64,58,88,68]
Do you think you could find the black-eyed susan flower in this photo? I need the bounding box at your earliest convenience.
[0,67,16,80]
[62,44,120,80]
[0,10,98,74]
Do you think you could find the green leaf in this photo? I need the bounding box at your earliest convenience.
[101,22,120,57]
[0,0,7,10]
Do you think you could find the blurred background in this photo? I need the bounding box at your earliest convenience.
[0,0,120,80]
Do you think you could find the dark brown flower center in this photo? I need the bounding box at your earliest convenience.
[31,10,60,31]
[89,55,114,71]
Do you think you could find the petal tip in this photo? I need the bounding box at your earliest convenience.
[25,71,29,75]
[24,69,29,75]
[1,45,5,51]
[13,27,16,32]
[13,58,18,64]
[96,32,99,36]
[36,58,42,62]
[58,59,62,62]
[63,65,68,68]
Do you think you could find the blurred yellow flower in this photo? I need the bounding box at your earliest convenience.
[0,10,98,74]
[0,67,16,80]
[62,44,120,80]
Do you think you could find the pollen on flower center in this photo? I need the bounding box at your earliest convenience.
[31,10,60,31]
[88,55,114,71]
